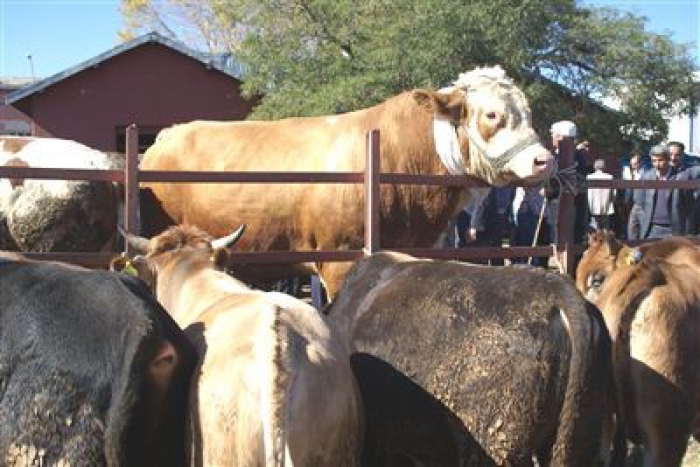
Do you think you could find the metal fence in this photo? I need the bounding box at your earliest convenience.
[1,125,697,276]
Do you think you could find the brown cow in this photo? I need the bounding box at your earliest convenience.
[327,251,611,466]
[115,225,363,466]
[139,66,554,298]
[577,231,700,466]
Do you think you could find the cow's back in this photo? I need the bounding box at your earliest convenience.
[0,261,195,466]
[182,291,362,466]
[596,257,700,459]
[330,253,609,465]
[139,95,462,259]
[0,136,119,253]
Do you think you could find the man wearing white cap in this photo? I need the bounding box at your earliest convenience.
[543,120,590,246]
[550,120,577,141]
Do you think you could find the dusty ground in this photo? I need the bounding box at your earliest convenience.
[684,439,700,466]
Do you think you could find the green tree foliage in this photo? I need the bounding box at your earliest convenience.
[120,0,697,150]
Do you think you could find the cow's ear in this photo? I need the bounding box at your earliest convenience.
[110,255,131,273]
[111,255,154,284]
[211,248,230,270]
[413,89,466,124]
[148,340,178,389]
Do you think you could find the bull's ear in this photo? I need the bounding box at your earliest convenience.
[413,89,466,124]
[211,248,230,271]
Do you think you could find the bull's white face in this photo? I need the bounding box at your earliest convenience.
[462,89,554,186]
[431,66,554,186]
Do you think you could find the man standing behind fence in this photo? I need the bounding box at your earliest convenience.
[587,159,615,230]
[544,120,589,245]
[633,144,686,239]
[622,152,647,239]
[669,141,700,234]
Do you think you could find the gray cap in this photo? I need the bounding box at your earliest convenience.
[649,144,670,157]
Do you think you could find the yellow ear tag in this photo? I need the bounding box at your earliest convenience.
[122,261,139,277]
[623,248,643,266]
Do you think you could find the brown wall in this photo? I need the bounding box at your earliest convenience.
[0,88,34,135]
[12,43,254,152]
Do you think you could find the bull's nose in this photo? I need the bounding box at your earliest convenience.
[534,153,554,167]
[534,154,555,176]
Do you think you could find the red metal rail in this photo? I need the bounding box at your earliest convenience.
[2,126,699,274]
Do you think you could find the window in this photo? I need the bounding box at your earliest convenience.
[115,126,163,154]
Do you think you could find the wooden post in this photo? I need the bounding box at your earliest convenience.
[555,137,575,275]
[364,129,380,255]
[125,124,140,254]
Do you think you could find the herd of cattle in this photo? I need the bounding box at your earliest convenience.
[0,66,698,466]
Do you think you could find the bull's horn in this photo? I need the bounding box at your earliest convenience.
[211,224,246,250]
[118,225,150,254]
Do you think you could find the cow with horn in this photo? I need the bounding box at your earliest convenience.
[114,224,363,466]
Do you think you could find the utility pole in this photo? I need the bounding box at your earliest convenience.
[26,53,35,81]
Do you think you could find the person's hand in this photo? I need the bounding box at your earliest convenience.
[467,228,477,242]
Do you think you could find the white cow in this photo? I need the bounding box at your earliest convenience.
[0,136,119,252]
[114,224,363,466]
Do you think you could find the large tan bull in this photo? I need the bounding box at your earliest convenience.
[576,231,700,466]
[114,225,363,466]
[139,66,554,298]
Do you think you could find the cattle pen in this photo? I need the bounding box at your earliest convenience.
[1,125,697,277]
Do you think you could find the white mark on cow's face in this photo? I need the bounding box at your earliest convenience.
[464,92,553,184]
[452,68,554,184]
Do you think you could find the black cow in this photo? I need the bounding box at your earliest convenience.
[0,253,196,466]
[328,251,612,466]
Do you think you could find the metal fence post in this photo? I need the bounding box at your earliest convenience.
[125,124,140,254]
[555,137,575,275]
[364,129,380,255]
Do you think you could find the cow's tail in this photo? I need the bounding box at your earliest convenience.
[551,295,612,466]
[262,305,295,467]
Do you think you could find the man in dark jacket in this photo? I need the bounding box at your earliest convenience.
[632,144,688,239]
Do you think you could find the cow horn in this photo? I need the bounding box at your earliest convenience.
[118,226,150,254]
[211,224,246,250]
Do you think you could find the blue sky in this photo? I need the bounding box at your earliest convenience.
[0,0,698,79]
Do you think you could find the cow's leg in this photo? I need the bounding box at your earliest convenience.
[641,434,688,467]
[636,396,691,467]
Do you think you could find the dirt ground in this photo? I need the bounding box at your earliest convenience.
[684,440,700,466]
